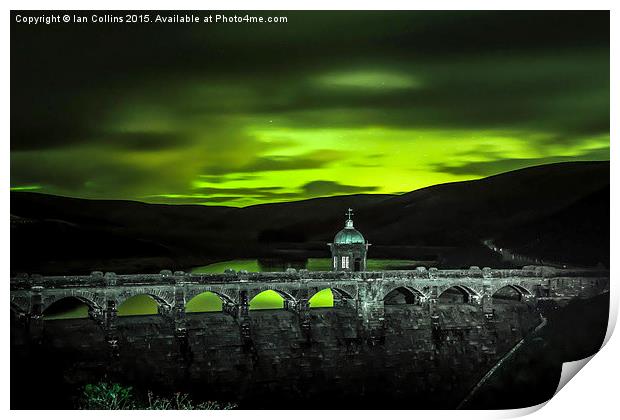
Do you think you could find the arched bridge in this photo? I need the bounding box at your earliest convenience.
[11,265,609,407]
[11,265,609,335]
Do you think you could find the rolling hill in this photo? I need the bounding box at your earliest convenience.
[10,161,609,274]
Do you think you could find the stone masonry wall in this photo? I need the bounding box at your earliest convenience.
[12,301,540,409]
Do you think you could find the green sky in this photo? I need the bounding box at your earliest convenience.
[11,11,609,206]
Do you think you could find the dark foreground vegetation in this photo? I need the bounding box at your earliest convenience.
[78,382,236,410]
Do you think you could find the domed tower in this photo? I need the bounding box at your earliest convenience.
[329,208,370,272]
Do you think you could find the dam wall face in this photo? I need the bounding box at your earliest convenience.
[10,267,610,408]
[12,302,540,408]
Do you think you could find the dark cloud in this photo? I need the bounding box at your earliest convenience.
[149,180,381,205]
[192,186,285,198]
[432,147,610,176]
[11,150,174,196]
[301,181,380,196]
[11,11,610,148]
[202,150,343,175]
[197,174,260,184]
[148,195,250,205]
[10,11,609,205]
[102,132,189,151]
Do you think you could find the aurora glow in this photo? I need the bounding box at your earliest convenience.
[11,11,609,206]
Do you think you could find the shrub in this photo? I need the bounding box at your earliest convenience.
[79,382,136,410]
[78,382,236,410]
[145,391,236,410]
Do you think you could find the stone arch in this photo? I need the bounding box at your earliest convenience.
[42,296,101,320]
[492,284,533,301]
[116,289,173,308]
[308,288,333,308]
[185,288,235,306]
[383,286,427,305]
[40,290,103,313]
[185,291,225,313]
[332,287,355,299]
[42,294,102,312]
[511,284,533,297]
[305,288,337,308]
[249,289,293,311]
[10,293,30,314]
[438,285,479,304]
[117,293,169,317]
[248,287,296,303]
[10,301,27,316]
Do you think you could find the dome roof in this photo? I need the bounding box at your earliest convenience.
[334,227,365,245]
[332,208,366,245]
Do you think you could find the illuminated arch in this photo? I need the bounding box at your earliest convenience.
[249,290,288,310]
[117,294,167,316]
[383,286,426,305]
[308,287,356,309]
[185,291,224,313]
[309,288,334,308]
[43,296,98,320]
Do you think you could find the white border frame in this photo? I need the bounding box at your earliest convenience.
[3,2,617,419]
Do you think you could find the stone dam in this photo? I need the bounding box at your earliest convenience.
[10,266,610,409]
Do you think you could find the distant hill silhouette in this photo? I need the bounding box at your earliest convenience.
[10,161,609,275]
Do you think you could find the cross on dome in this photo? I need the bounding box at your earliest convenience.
[345,208,354,228]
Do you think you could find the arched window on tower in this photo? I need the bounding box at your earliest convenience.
[341,256,349,269]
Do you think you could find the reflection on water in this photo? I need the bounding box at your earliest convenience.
[191,258,423,273]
